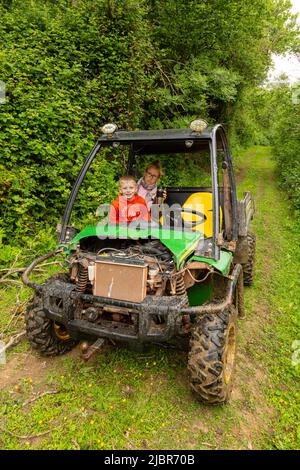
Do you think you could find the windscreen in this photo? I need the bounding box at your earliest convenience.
[68,142,213,234]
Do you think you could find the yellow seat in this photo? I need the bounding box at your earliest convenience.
[182,192,223,238]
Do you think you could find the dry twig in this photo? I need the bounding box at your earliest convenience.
[2,301,27,335]
[0,261,63,274]
[201,442,217,448]
[22,390,59,408]
[1,331,26,352]
[0,253,20,281]
[71,438,81,450]
[0,424,56,440]
[0,279,22,286]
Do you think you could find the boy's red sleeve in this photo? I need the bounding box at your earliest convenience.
[109,198,119,223]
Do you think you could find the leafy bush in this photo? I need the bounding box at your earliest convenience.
[0,0,154,241]
[0,0,298,247]
[270,83,300,212]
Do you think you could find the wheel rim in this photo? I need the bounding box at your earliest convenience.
[223,323,236,385]
[53,322,71,341]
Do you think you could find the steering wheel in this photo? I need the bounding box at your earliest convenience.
[155,206,206,229]
[179,207,206,228]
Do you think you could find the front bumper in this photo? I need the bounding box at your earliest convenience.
[41,281,187,342]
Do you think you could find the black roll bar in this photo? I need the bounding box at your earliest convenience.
[59,140,102,243]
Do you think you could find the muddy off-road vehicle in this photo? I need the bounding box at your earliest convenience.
[22,120,255,404]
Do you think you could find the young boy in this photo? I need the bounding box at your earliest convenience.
[109,176,150,224]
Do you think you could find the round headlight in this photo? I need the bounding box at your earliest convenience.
[190,119,208,133]
[101,123,118,136]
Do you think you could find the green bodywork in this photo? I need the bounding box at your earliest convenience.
[186,251,232,306]
[190,250,232,275]
[186,251,233,306]
[187,282,213,306]
[65,224,232,275]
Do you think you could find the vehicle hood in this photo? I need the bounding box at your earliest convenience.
[66,224,202,269]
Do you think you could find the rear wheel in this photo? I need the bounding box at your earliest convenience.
[242,232,256,286]
[25,295,77,356]
[188,307,237,404]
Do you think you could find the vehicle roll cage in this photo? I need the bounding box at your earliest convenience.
[59,125,238,261]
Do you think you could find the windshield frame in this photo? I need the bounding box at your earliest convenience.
[58,125,235,261]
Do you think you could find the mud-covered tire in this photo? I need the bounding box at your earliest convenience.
[242,232,256,286]
[25,295,77,356]
[188,307,237,404]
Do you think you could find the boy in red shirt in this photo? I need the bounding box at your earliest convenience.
[109,176,150,224]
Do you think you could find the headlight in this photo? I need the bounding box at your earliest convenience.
[101,123,118,136]
[190,119,208,133]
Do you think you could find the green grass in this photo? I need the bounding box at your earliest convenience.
[236,146,300,449]
[0,146,299,449]
[0,346,250,450]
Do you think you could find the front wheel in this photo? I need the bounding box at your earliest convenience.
[25,295,77,356]
[187,307,237,404]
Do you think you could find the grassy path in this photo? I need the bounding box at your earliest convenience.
[0,146,299,450]
[234,146,300,450]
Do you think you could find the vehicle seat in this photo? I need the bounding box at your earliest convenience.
[164,189,223,238]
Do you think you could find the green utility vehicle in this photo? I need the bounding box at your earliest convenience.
[22,120,255,404]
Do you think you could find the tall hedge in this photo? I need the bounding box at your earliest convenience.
[271,83,300,212]
[0,0,154,239]
[0,0,298,242]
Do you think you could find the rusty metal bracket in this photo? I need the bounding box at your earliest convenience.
[81,337,106,361]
